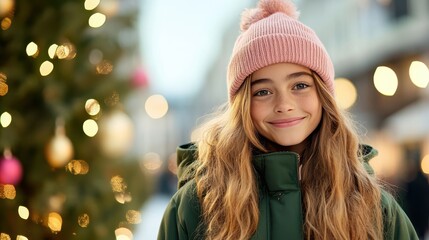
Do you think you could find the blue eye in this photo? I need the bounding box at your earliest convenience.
[293,83,309,90]
[253,89,271,96]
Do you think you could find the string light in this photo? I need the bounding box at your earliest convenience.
[422,155,429,174]
[0,233,11,240]
[0,184,16,199]
[0,72,8,96]
[115,227,133,240]
[0,112,11,127]
[83,119,98,137]
[18,206,30,220]
[39,61,54,76]
[47,212,62,232]
[373,66,398,96]
[85,99,101,116]
[126,210,141,224]
[96,60,113,74]
[409,61,429,88]
[48,44,58,59]
[1,17,12,30]
[84,0,100,10]
[88,13,106,28]
[334,78,357,109]
[140,152,163,173]
[66,160,89,175]
[145,94,168,119]
[26,42,38,57]
[78,213,90,227]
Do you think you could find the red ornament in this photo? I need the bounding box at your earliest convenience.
[0,155,23,185]
[131,67,149,88]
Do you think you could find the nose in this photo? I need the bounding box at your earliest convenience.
[274,94,294,113]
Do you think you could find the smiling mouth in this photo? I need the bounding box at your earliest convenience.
[269,117,305,127]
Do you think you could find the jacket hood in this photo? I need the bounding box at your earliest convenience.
[175,143,378,189]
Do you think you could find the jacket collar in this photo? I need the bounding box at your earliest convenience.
[253,152,300,192]
[176,143,378,190]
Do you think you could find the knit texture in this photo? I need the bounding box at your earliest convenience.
[227,0,335,101]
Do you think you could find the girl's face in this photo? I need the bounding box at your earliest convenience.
[250,63,322,154]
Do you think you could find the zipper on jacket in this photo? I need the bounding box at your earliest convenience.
[272,192,284,201]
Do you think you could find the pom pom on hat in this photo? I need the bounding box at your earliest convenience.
[227,0,335,101]
[241,0,299,31]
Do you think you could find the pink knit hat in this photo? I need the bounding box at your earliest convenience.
[227,0,335,101]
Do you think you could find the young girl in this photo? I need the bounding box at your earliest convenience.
[158,0,418,239]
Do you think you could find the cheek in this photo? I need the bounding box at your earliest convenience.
[250,103,258,123]
[250,101,266,123]
[310,99,322,121]
[300,95,322,118]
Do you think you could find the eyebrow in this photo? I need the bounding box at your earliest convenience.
[251,71,313,86]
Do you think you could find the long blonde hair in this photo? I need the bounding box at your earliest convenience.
[193,73,383,240]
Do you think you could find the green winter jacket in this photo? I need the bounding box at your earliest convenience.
[158,143,418,240]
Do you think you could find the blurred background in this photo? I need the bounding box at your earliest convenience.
[1,0,428,239]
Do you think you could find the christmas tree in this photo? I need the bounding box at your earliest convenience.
[0,0,151,239]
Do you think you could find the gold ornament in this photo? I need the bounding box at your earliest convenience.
[45,119,74,168]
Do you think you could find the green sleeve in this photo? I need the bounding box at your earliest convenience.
[382,191,419,240]
[157,198,188,240]
[158,180,202,240]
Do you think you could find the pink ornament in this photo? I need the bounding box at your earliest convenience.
[0,155,23,185]
[131,67,149,88]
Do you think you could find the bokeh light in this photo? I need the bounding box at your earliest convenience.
[115,227,133,240]
[334,78,357,109]
[56,45,70,59]
[140,152,163,173]
[0,0,14,16]
[84,0,100,10]
[85,99,101,116]
[18,206,29,220]
[56,43,76,60]
[66,160,89,175]
[145,94,168,119]
[88,13,106,28]
[0,112,12,127]
[26,42,38,57]
[40,61,54,76]
[78,213,90,228]
[104,91,120,106]
[126,210,141,224]
[422,155,429,174]
[89,49,103,64]
[47,212,62,232]
[0,72,8,96]
[110,175,127,193]
[0,184,16,199]
[114,192,132,204]
[83,119,98,137]
[48,44,58,59]
[409,61,429,88]
[16,236,28,240]
[96,60,113,74]
[373,66,398,96]
[99,110,134,157]
[0,233,11,240]
[49,194,66,212]
[1,17,12,30]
